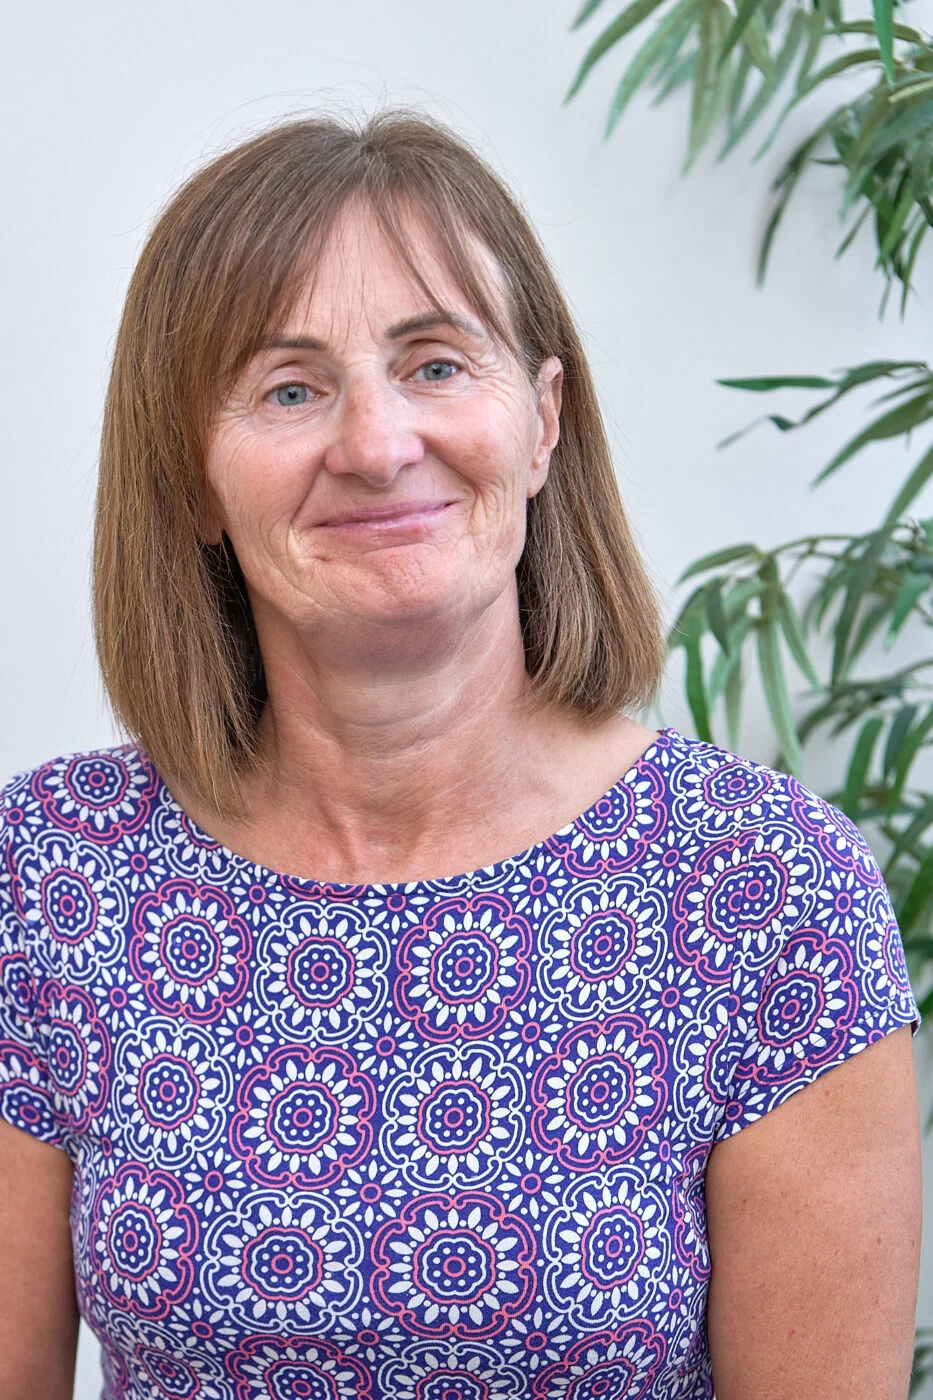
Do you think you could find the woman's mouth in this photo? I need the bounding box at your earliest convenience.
[317,500,454,533]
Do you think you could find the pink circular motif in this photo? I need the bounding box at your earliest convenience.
[88,1163,198,1320]
[570,911,636,983]
[738,928,859,1087]
[226,1334,373,1400]
[789,788,882,887]
[546,763,667,878]
[137,1345,201,1398]
[36,980,111,1129]
[369,1191,536,1339]
[130,878,253,1024]
[33,750,159,844]
[414,1369,490,1400]
[531,1321,666,1400]
[40,868,99,943]
[671,832,787,983]
[530,1015,668,1170]
[395,895,532,1041]
[230,1045,376,1189]
[702,763,771,810]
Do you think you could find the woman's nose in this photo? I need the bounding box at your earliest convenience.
[322,376,425,484]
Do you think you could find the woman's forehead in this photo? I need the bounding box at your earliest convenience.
[272,198,513,346]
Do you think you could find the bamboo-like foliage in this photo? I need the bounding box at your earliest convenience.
[566,0,933,312]
[668,362,933,1005]
[566,0,933,1390]
[669,365,933,1396]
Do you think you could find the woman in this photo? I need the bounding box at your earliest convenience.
[0,110,921,1400]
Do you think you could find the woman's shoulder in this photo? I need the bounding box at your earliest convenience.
[645,725,888,901]
[1,741,161,850]
[656,725,861,841]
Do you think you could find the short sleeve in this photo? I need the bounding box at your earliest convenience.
[0,777,76,1158]
[713,791,922,1144]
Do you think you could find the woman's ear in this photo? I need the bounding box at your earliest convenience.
[528,356,563,497]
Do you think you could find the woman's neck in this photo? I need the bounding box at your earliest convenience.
[173,595,658,883]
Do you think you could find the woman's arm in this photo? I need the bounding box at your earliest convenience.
[0,1119,80,1400]
[705,1023,922,1399]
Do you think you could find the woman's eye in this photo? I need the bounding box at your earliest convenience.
[269,383,311,407]
[416,361,458,382]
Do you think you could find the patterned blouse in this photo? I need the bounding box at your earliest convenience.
[0,726,921,1400]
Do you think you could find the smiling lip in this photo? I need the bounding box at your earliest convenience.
[318,500,453,528]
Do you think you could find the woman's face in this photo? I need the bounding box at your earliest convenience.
[203,200,562,650]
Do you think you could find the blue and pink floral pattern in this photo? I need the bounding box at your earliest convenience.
[0,727,920,1399]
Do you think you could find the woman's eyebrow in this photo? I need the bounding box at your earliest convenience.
[259,311,488,355]
[383,311,487,341]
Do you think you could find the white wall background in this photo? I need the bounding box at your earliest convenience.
[1,1,932,1395]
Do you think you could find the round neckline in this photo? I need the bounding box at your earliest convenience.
[154,725,683,893]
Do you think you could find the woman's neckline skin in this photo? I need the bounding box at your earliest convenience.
[156,722,679,893]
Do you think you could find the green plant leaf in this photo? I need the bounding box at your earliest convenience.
[836,18,928,45]
[718,0,765,70]
[667,581,710,647]
[897,843,933,932]
[778,590,822,686]
[886,570,932,645]
[799,46,887,97]
[566,0,670,100]
[889,75,933,103]
[900,221,929,315]
[715,363,929,448]
[757,616,803,774]
[841,714,885,815]
[849,595,894,665]
[870,440,933,534]
[684,0,733,169]
[844,102,933,204]
[718,8,807,159]
[716,374,838,390]
[832,535,892,686]
[835,202,873,258]
[884,702,920,778]
[877,172,915,262]
[839,83,895,178]
[650,7,696,83]
[872,371,933,406]
[724,648,743,750]
[887,704,933,814]
[909,128,933,192]
[706,576,732,652]
[727,43,756,120]
[709,613,752,700]
[677,542,760,581]
[572,0,611,28]
[741,4,774,77]
[796,6,828,93]
[811,390,933,486]
[683,605,714,740]
[798,693,844,745]
[651,49,698,101]
[753,54,849,163]
[605,0,704,134]
[723,575,765,617]
[883,792,933,877]
[872,0,896,87]
[756,109,847,277]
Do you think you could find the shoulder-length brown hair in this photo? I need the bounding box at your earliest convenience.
[94,107,666,817]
